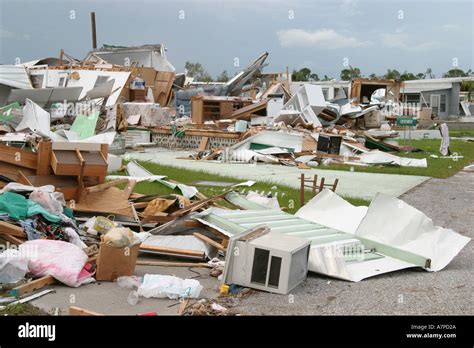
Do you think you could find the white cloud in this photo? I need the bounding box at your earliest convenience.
[0,29,30,41]
[380,33,438,51]
[277,29,372,49]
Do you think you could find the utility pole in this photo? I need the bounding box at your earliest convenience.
[91,12,97,49]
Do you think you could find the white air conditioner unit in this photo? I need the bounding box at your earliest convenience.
[222,227,310,295]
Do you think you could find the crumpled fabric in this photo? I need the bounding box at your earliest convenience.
[20,219,42,240]
[0,192,61,222]
[29,190,65,216]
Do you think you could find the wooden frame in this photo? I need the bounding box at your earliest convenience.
[299,174,339,207]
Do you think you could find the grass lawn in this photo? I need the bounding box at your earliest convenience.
[449,129,474,138]
[118,161,369,214]
[317,137,474,179]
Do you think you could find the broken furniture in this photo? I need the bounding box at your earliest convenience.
[191,96,253,124]
[221,227,310,295]
[317,134,342,155]
[278,84,326,127]
[0,140,109,200]
[299,174,339,207]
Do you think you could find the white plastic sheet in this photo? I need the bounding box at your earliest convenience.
[0,249,29,284]
[296,189,367,234]
[137,274,203,299]
[295,189,470,280]
[355,193,470,271]
[359,150,427,168]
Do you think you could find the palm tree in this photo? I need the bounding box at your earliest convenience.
[425,68,434,79]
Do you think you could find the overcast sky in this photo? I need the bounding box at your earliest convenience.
[0,0,473,79]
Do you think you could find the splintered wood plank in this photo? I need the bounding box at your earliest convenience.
[0,221,26,238]
[0,144,38,169]
[73,186,134,217]
[178,299,190,315]
[197,137,209,151]
[84,178,129,193]
[69,306,103,316]
[136,260,210,268]
[140,244,205,258]
[10,276,56,297]
[193,232,226,252]
[36,141,52,175]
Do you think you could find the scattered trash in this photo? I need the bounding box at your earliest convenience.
[0,19,471,317]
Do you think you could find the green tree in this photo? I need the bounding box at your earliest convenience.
[184,61,205,78]
[369,73,378,80]
[425,68,434,79]
[184,61,215,82]
[384,69,401,80]
[292,68,310,81]
[443,68,467,78]
[200,73,214,82]
[340,66,361,81]
[216,70,230,82]
[322,75,332,81]
[400,71,417,81]
[416,72,426,79]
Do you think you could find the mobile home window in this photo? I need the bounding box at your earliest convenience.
[250,248,269,285]
[440,95,446,112]
[268,256,282,288]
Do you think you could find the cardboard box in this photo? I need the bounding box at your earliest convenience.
[419,107,432,121]
[95,242,141,281]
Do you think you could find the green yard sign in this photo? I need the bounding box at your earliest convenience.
[396,117,417,127]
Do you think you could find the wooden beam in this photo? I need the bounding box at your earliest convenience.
[239,227,269,242]
[140,244,205,258]
[0,234,25,245]
[36,141,52,175]
[70,306,103,316]
[83,178,129,194]
[184,220,203,228]
[178,298,189,315]
[136,260,210,268]
[193,232,226,252]
[123,180,136,198]
[10,276,56,297]
[0,144,37,169]
[170,192,227,218]
[0,221,26,238]
[197,137,209,152]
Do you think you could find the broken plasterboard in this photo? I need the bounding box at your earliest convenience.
[107,161,198,198]
[140,234,218,260]
[15,98,51,136]
[230,130,304,153]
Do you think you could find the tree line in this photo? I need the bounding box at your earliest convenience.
[292,66,473,82]
[184,60,473,87]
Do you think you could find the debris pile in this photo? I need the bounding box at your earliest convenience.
[0,34,471,316]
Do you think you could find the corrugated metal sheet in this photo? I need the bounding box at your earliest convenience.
[0,65,33,89]
[196,208,361,248]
